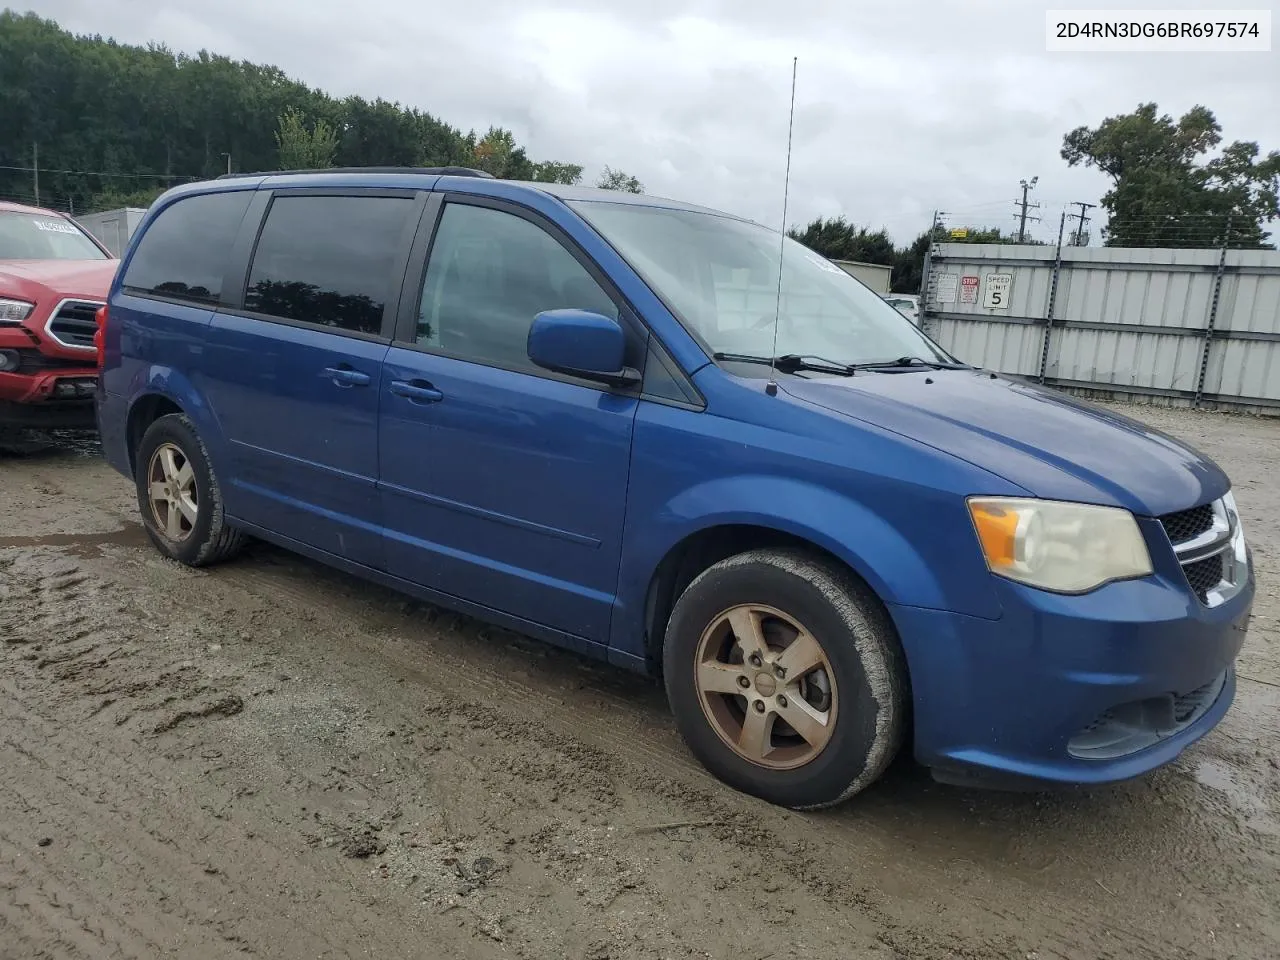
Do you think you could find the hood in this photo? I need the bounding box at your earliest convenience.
[781,369,1228,517]
[0,259,118,302]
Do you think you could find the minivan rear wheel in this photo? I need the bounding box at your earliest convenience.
[134,413,246,566]
[663,548,905,809]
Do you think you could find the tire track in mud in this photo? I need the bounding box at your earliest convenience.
[5,421,1280,959]
[181,548,1224,960]
[0,574,507,959]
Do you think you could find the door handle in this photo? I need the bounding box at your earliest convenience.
[390,379,444,404]
[322,366,372,388]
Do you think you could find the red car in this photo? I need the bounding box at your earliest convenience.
[0,201,117,452]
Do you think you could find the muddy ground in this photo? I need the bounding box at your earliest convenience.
[1,404,1277,960]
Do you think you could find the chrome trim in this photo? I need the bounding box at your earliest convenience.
[1166,494,1248,608]
[1170,500,1232,562]
[42,297,104,353]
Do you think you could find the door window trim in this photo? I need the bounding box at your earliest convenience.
[394,193,657,393]
[217,187,427,343]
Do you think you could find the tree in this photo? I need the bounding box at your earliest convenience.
[88,185,166,211]
[788,216,895,266]
[888,224,1043,294]
[597,166,642,193]
[0,13,583,212]
[275,107,337,170]
[470,126,534,179]
[1062,103,1280,248]
[532,161,583,185]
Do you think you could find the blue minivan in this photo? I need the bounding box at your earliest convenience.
[96,168,1254,808]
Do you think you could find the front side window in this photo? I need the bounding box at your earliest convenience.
[417,203,618,372]
[573,200,948,368]
[122,191,253,304]
[0,211,108,261]
[246,195,414,335]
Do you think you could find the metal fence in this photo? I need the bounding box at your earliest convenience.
[919,233,1280,415]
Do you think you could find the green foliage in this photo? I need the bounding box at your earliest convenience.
[597,166,643,193]
[1062,102,1280,248]
[87,185,166,212]
[787,217,895,265]
[0,12,582,213]
[531,161,584,185]
[469,126,532,179]
[890,230,934,294]
[790,218,1043,294]
[275,107,338,170]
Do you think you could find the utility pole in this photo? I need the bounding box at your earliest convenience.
[32,141,39,206]
[918,209,947,324]
[1014,176,1040,243]
[1067,200,1096,246]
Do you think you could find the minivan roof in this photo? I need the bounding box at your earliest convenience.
[216,165,496,180]
[206,167,754,224]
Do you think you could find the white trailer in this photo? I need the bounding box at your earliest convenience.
[75,207,148,257]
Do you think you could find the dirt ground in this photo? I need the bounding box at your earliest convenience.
[1,403,1277,960]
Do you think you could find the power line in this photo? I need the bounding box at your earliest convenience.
[0,164,198,181]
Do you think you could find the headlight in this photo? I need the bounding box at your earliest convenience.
[0,297,35,323]
[967,497,1153,593]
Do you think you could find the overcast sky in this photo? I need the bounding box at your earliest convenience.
[32,0,1280,243]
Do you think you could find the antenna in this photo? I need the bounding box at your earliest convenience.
[766,57,798,398]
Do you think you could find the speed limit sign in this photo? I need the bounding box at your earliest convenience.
[983,273,1013,310]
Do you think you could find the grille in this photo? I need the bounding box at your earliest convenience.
[1159,503,1215,545]
[1182,553,1224,601]
[47,301,100,349]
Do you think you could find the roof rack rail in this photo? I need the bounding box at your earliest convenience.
[216,166,496,180]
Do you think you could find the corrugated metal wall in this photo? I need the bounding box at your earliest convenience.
[920,242,1280,414]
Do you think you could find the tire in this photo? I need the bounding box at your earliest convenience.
[663,548,906,809]
[134,413,246,566]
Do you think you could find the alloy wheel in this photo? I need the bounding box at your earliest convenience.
[146,442,198,542]
[694,603,838,769]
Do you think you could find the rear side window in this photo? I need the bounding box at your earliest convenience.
[122,191,253,304]
[245,195,414,336]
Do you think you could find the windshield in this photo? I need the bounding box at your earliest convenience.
[0,212,108,261]
[572,201,947,367]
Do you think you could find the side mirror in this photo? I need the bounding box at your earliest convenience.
[527,309,641,387]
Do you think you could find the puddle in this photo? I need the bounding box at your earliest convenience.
[1195,757,1280,838]
[0,522,148,554]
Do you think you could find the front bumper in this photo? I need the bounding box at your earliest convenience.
[0,367,99,405]
[892,563,1254,788]
[0,367,98,430]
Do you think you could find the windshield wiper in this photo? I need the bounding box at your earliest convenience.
[851,356,972,371]
[713,352,855,376]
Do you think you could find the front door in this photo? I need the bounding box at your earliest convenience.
[201,190,421,567]
[379,198,641,642]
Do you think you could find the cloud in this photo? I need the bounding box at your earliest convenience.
[35,0,1280,243]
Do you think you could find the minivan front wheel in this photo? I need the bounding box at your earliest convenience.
[134,414,246,566]
[663,548,905,809]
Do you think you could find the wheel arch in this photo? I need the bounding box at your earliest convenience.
[639,512,927,675]
[125,393,184,477]
[122,366,221,477]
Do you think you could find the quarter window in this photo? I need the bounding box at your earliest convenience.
[122,191,253,304]
[417,203,618,371]
[245,195,414,336]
